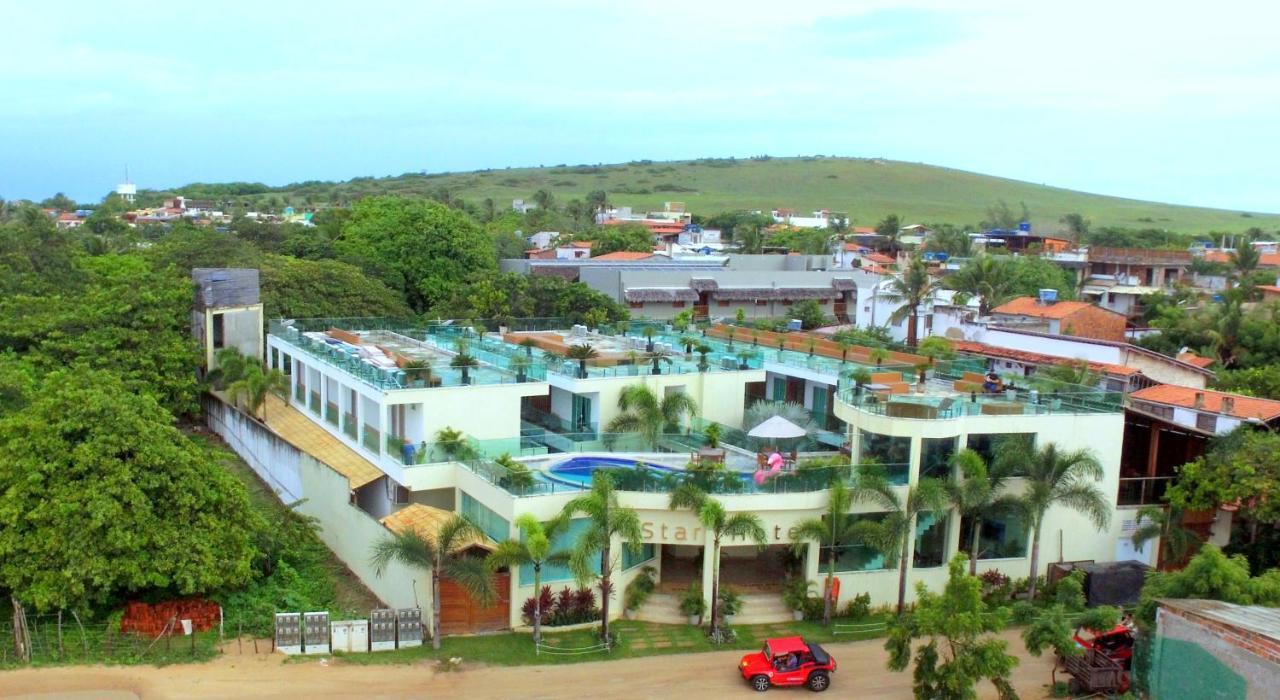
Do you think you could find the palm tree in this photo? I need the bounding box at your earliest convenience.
[669,486,767,635]
[945,449,1018,575]
[645,351,671,375]
[519,337,538,357]
[788,480,859,626]
[845,366,873,395]
[695,343,712,372]
[1131,505,1201,569]
[402,358,435,387]
[227,364,289,421]
[494,453,537,491]
[943,255,1011,317]
[605,384,698,449]
[560,472,644,643]
[566,343,598,379]
[641,326,657,352]
[208,347,251,390]
[1008,442,1110,599]
[833,333,854,363]
[370,515,495,649]
[677,334,698,357]
[881,257,938,347]
[508,353,532,383]
[488,513,570,642]
[450,341,479,385]
[853,472,947,614]
[1229,243,1261,289]
[434,426,477,461]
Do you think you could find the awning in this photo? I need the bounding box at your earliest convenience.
[747,415,808,439]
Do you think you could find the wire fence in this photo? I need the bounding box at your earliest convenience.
[0,615,225,667]
[534,633,616,656]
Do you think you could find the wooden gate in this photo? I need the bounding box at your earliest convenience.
[440,572,510,635]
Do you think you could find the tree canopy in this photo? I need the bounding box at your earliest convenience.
[0,368,259,611]
[336,196,496,312]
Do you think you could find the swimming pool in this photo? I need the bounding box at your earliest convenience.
[543,456,678,487]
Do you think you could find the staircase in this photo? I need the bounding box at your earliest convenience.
[631,591,794,626]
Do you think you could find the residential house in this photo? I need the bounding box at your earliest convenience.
[991,296,1127,343]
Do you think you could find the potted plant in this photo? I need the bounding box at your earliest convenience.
[704,422,721,449]
[623,566,657,619]
[680,582,706,626]
[735,307,746,325]
[509,354,531,383]
[566,343,598,379]
[625,349,641,375]
[870,346,889,367]
[751,329,760,346]
[782,577,814,622]
[402,358,433,388]
[736,349,755,370]
[678,334,698,358]
[719,587,742,625]
[777,337,786,359]
[642,326,657,352]
[695,344,712,373]
[846,367,873,396]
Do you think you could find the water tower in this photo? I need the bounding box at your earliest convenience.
[115,167,137,204]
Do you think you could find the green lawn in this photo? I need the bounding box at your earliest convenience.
[204,156,1277,234]
[330,618,890,667]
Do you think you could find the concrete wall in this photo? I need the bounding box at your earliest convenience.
[205,397,427,611]
[549,369,764,431]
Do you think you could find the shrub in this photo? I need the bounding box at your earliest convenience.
[680,582,706,619]
[522,585,600,627]
[521,585,555,626]
[624,566,657,611]
[842,592,872,620]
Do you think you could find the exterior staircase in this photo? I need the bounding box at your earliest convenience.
[630,591,793,626]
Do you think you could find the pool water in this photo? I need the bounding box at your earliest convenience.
[543,456,678,487]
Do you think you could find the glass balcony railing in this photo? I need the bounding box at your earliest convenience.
[1117,476,1173,506]
[837,381,1123,420]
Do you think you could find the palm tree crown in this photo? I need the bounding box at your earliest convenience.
[943,254,1012,318]
[488,513,570,641]
[944,448,1018,575]
[669,485,767,635]
[604,383,698,449]
[789,479,859,626]
[881,256,938,347]
[853,470,948,614]
[560,472,644,643]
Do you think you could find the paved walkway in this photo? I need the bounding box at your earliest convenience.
[1,629,1057,699]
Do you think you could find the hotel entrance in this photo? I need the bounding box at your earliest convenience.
[658,543,793,593]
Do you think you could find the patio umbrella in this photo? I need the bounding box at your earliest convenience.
[747,415,808,440]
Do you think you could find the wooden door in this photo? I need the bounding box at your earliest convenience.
[440,572,510,634]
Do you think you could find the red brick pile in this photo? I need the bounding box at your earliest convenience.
[120,599,221,636]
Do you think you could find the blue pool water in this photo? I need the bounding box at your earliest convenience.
[544,456,680,487]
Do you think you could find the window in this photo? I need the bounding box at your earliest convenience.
[913,511,948,568]
[623,543,656,570]
[959,512,1028,560]
[781,300,794,306]
[461,491,510,544]
[718,300,731,307]
[858,430,910,484]
[212,312,225,349]
[1196,413,1217,432]
[828,513,889,572]
[965,433,1034,468]
[671,301,686,308]
[920,437,957,480]
[630,301,644,309]
[755,299,768,306]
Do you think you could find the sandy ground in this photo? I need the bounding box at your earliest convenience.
[1,629,1057,699]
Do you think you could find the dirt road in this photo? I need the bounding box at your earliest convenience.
[1,629,1056,699]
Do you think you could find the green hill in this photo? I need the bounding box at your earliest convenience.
[172,157,1279,235]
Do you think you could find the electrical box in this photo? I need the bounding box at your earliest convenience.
[274,613,301,655]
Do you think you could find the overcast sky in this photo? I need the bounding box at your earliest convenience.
[3,0,1277,211]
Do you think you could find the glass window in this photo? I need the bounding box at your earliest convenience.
[518,518,598,586]
[920,437,957,480]
[858,430,911,484]
[828,513,890,572]
[623,543,656,570]
[965,433,1034,469]
[460,491,510,545]
[959,512,1028,560]
[913,511,948,568]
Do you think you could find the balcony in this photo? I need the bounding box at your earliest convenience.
[1117,476,1173,506]
[837,379,1123,421]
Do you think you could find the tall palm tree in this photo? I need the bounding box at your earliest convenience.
[881,257,938,347]
[945,449,1018,575]
[1229,243,1261,288]
[227,364,289,421]
[1131,505,1201,569]
[1007,442,1110,599]
[788,480,859,626]
[669,486,767,635]
[853,472,947,614]
[566,343,598,379]
[488,513,570,642]
[207,347,252,390]
[943,255,1011,318]
[604,383,698,450]
[370,515,495,649]
[560,472,644,643]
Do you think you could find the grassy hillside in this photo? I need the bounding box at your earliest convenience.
[174,157,1279,235]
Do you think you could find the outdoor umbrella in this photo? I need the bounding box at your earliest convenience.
[747,415,808,440]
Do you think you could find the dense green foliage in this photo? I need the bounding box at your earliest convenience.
[1136,545,1280,627]
[885,555,1019,700]
[1168,429,1280,538]
[336,196,496,312]
[432,272,627,325]
[259,255,411,319]
[0,369,259,612]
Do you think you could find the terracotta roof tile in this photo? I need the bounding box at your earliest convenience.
[992,296,1117,320]
[380,504,494,551]
[950,340,1140,376]
[1130,384,1280,421]
[591,251,653,261]
[1176,351,1215,368]
[1203,250,1280,267]
[864,252,896,265]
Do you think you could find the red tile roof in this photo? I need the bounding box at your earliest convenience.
[992,296,1117,320]
[1203,250,1280,267]
[1176,351,1215,368]
[1130,384,1280,421]
[852,226,877,235]
[590,251,654,261]
[562,240,593,248]
[1259,285,1280,297]
[950,340,1140,377]
[863,252,896,265]
[861,263,892,275]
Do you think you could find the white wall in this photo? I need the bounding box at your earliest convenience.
[205,397,427,611]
